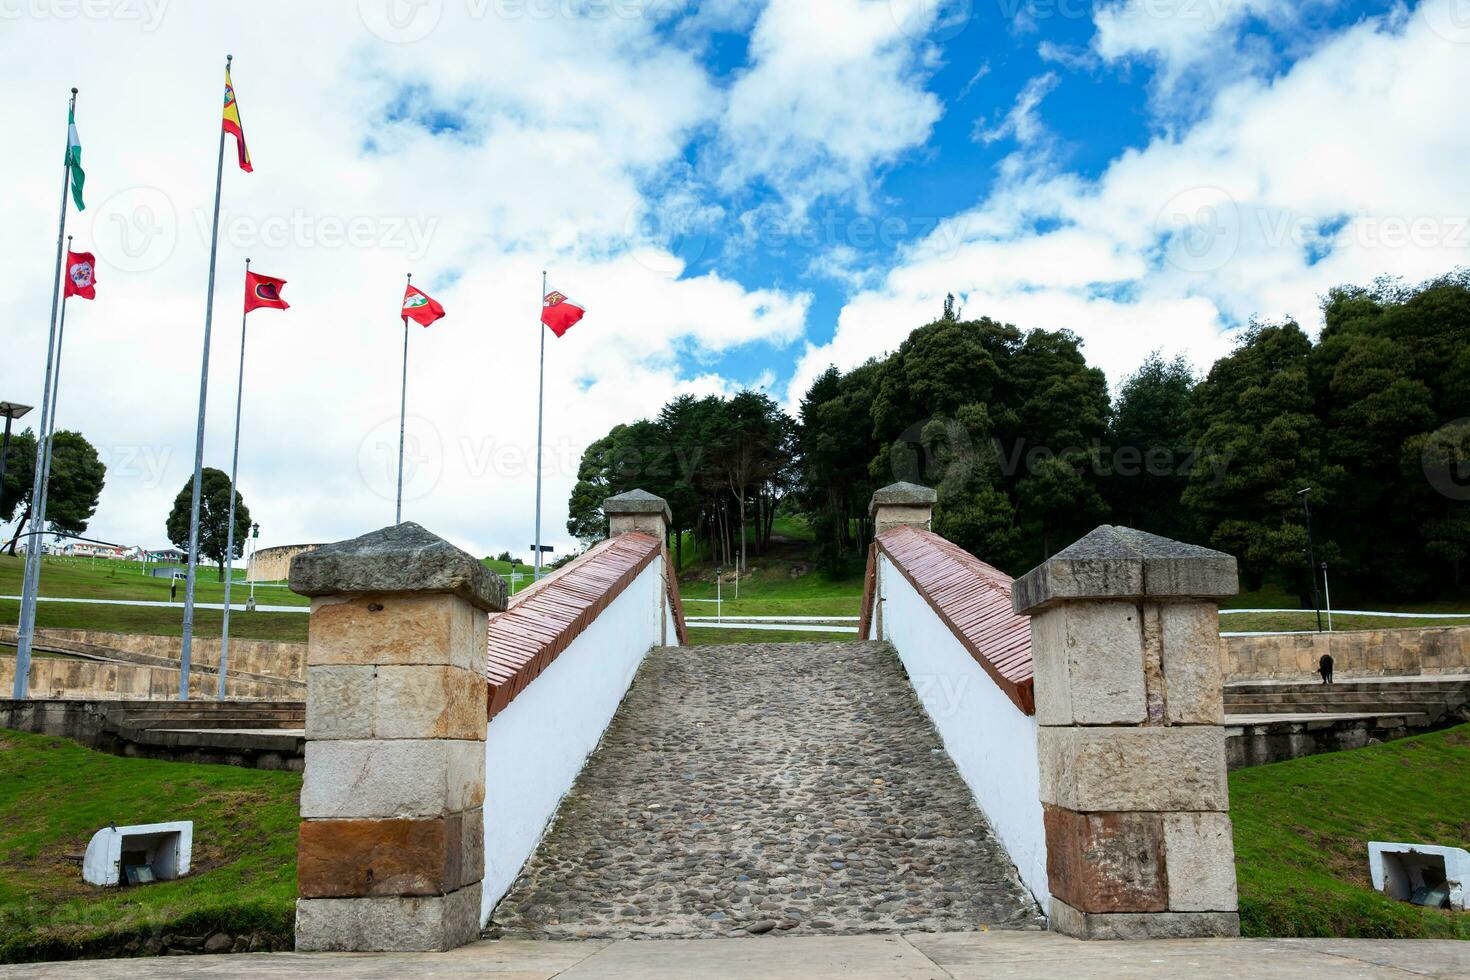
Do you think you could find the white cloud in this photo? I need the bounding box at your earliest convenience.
[713,0,944,211]
[789,2,1470,413]
[975,72,1058,146]
[0,4,805,561]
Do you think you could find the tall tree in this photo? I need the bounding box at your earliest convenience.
[166,467,251,581]
[1105,352,1196,538]
[3,429,106,555]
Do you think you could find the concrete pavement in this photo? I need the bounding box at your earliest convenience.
[0,932,1465,978]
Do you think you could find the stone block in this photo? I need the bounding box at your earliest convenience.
[1038,726,1228,812]
[298,816,467,898]
[374,665,487,741]
[1014,525,1237,615]
[290,522,506,612]
[301,739,486,819]
[1044,807,1165,913]
[308,594,484,672]
[1164,812,1238,912]
[1031,602,1146,726]
[295,881,482,952]
[306,665,375,739]
[1048,895,1239,940]
[1160,603,1224,724]
[458,807,485,892]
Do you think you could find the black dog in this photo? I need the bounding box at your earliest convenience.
[1318,653,1334,685]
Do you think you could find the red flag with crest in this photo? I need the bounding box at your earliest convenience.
[64,250,97,300]
[541,288,585,337]
[244,270,289,313]
[402,283,446,327]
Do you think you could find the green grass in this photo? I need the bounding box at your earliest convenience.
[0,729,300,962]
[0,600,307,645]
[1232,724,1470,939]
[0,556,308,607]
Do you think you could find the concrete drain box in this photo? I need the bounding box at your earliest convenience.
[1368,841,1468,911]
[83,821,193,887]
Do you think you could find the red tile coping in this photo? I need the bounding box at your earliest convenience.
[485,532,682,721]
[860,524,1035,715]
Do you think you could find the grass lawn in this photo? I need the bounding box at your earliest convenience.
[0,556,308,607]
[1232,724,1470,940]
[1222,581,1470,632]
[0,729,300,962]
[0,600,308,645]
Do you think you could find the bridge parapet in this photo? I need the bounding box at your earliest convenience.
[1014,525,1240,940]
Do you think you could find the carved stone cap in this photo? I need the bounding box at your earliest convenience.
[604,488,672,524]
[1012,525,1238,616]
[289,522,507,612]
[868,482,938,518]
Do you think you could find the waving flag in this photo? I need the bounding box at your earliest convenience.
[222,65,252,173]
[541,289,585,337]
[244,270,288,313]
[66,104,85,210]
[64,250,96,300]
[402,283,445,327]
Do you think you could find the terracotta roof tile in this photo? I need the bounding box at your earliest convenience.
[865,524,1035,715]
[485,533,673,721]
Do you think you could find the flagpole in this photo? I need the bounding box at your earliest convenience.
[534,270,547,581]
[13,89,78,700]
[33,238,74,552]
[180,54,232,701]
[218,258,250,700]
[397,273,411,525]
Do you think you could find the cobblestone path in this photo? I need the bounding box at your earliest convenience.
[491,641,1045,939]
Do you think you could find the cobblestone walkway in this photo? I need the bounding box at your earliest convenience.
[491,641,1045,940]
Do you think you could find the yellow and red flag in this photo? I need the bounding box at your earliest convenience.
[541,289,585,337]
[223,65,252,173]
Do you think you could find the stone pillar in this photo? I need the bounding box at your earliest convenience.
[605,489,672,645]
[1012,525,1240,940]
[604,488,672,539]
[288,523,507,952]
[869,481,937,535]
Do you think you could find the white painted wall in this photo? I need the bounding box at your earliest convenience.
[481,559,672,923]
[878,554,1050,910]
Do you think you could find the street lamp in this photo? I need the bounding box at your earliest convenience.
[0,403,34,526]
[246,522,260,612]
[1297,487,1323,632]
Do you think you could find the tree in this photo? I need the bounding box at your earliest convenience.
[3,429,106,555]
[1105,352,1196,538]
[166,468,251,581]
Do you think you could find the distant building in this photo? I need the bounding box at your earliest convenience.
[248,543,323,583]
[146,547,185,563]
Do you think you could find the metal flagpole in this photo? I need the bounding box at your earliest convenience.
[13,89,78,700]
[217,258,250,699]
[180,54,233,701]
[397,273,411,524]
[534,271,547,580]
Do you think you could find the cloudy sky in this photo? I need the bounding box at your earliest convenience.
[3,0,1467,561]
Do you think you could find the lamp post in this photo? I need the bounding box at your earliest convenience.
[1298,487,1323,632]
[246,522,260,612]
[1321,561,1333,632]
[0,403,34,522]
[715,565,723,624]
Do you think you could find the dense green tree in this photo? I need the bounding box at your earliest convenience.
[1104,352,1196,538]
[3,429,107,555]
[166,468,251,581]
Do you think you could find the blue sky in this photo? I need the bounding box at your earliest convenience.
[3,0,1468,558]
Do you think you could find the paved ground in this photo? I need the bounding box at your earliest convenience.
[2,933,1466,978]
[492,641,1044,939]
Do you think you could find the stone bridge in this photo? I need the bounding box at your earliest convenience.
[289,484,1241,951]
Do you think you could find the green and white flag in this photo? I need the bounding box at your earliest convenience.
[66,105,85,211]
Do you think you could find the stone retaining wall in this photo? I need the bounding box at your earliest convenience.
[0,654,300,701]
[1224,626,1470,680]
[0,626,306,681]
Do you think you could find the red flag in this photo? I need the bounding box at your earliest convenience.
[403,283,445,327]
[244,270,289,313]
[541,289,585,337]
[63,250,97,300]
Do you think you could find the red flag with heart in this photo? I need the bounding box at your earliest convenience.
[541,288,585,337]
[402,283,446,327]
[244,270,289,313]
[64,250,97,300]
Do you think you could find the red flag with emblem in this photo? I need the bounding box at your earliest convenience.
[64,250,97,300]
[244,270,288,313]
[402,283,446,327]
[541,288,585,337]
